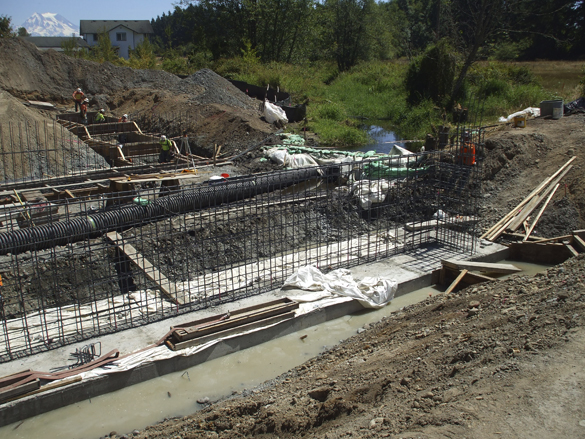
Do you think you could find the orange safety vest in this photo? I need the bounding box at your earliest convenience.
[460,143,476,166]
[72,91,85,101]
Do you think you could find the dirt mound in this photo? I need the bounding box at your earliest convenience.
[0,38,275,158]
[480,114,585,237]
[130,256,585,439]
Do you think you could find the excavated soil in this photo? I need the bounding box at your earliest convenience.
[1,38,585,438]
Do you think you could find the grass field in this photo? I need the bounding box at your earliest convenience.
[515,61,584,100]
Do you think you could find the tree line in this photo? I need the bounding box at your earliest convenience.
[151,0,585,71]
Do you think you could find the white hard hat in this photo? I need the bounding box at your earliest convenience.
[77,88,81,92]
[84,98,89,102]
[123,114,128,118]
[160,135,166,141]
[99,108,104,113]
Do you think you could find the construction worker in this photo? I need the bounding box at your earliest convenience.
[94,109,106,123]
[80,98,89,124]
[72,88,86,112]
[118,114,128,123]
[159,135,172,163]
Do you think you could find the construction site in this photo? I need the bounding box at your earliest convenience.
[0,37,585,439]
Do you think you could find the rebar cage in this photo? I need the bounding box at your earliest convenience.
[0,119,483,362]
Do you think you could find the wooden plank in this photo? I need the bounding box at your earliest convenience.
[0,379,40,404]
[508,165,573,232]
[442,259,521,274]
[532,235,573,244]
[523,183,560,241]
[445,269,468,295]
[508,242,573,265]
[482,156,576,240]
[106,232,183,305]
[565,244,579,258]
[572,234,585,252]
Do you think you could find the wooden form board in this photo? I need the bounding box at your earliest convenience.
[106,232,183,305]
[441,259,521,274]
[0,379,40,404]
[508,242,573,265]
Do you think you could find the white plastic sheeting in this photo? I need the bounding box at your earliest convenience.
[499,107,540,123]
[265,147,320,168]
[282,265,397,309]
[264,102,288,124]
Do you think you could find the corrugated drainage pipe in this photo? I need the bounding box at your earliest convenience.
[0,168,321,256]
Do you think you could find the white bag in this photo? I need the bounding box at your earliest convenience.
[264,101,288,125]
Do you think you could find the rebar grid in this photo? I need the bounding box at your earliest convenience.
[0,109,484,362]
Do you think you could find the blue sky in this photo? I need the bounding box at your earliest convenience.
[3,1,179,28]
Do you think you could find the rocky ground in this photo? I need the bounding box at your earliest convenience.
[1,38,584,439]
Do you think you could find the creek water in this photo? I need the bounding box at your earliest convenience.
[1,261,549,439]
[355,121,424,154]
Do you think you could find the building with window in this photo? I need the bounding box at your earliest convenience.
[79,20,153,59]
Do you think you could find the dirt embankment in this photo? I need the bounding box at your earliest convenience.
[127,256,585,439]
[0,38,276,158]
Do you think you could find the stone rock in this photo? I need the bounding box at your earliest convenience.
[308,386,330,402]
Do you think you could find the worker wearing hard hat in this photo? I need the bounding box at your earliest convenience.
[159,135,173,163]
[118,114,128,123]
[80,98,89,124]
[72,88,86,112]
[94,109,106,123]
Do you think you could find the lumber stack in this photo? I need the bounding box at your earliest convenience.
[481,157,575,242]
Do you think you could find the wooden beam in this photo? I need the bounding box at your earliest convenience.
[442,259,521,274]
[572,234,585,252]
[482,157,576,240]
[565,244,579,258]
[106,232,183,305]
[523,183,560,241]
[445,269,468,295]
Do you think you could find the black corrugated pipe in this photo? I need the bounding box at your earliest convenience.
[0,167,322,256]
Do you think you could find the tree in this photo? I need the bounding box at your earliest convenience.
[92,29,119,63]
[17,27,29,37]
[320,0,375,71]
[447,0,516,106]
[0,15,13,38]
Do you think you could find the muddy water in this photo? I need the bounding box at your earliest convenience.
[1,262,548,439]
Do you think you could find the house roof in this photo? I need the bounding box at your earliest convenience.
[20,36,90,48]
[80,20,154,35]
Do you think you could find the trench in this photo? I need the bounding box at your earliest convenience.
[0,260,547,439]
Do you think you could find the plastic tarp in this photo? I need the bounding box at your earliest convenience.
[350,179,393,208]
[265,147,320,169]
[264,102,288,124]
[499,107,540,123]
[281,265,397,309]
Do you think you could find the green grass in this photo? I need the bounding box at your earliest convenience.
[214,58,584,146]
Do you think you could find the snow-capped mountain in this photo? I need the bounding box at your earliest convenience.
[22,13,79,37]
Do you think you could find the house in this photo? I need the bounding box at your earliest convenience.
[20,36,89,52]
[79,20,154,59]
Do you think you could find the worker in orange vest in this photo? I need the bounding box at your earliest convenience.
[72,88,86,112]
[458,131,476,166]
[80,98,89,124]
